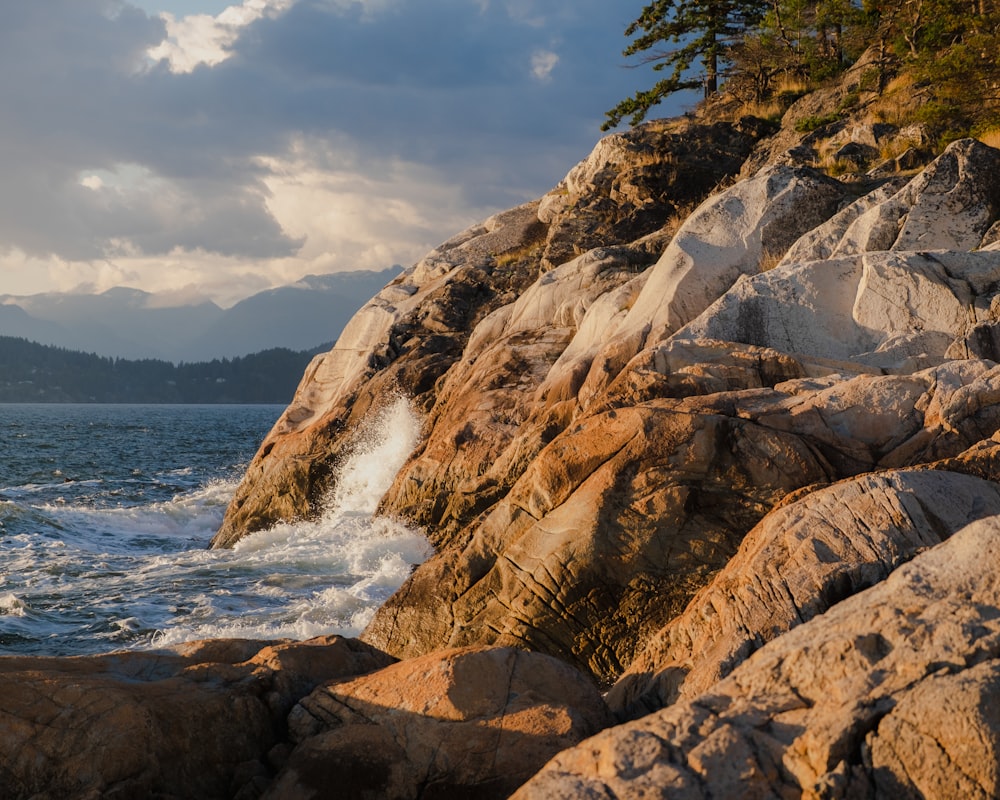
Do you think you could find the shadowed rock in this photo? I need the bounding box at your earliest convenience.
[0,636,394,800]
[264,646,613,800]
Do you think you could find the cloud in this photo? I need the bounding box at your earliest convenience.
[0,0,680,303]
[531,49,559,81]
[148,0,294,72]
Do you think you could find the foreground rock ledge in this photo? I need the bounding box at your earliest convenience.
[515,516,1000,799]
[0,639,612,800]
[0,636,394,800]
[266,646,613,800]
[607,467,1000,720]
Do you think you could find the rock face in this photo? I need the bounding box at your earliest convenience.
[211,133,1000,694]
[606,468,1000,720]
[365,355,1000,684]
[212,118,769,549]
[515,516,1000,799]
[0,636,394,800]
[210,201,546,547]
[265,646,613,800]
[200,118,1000,797]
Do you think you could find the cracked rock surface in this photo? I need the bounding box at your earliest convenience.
[0,636,394,800]
[607,468,1000,720]
[515,516,1000,799]
[264,646,612,800]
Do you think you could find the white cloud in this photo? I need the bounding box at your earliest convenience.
[531,49,559,81]
[255,135,500,273]
[2,134,502,307]
[148,0,294,72]
[0,0,674,309]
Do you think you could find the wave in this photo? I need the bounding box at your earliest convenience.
[148,396,430,646]
[0,398,430,655]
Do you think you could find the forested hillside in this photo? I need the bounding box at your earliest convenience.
[609,0,1000,148]
[0,337,324,403]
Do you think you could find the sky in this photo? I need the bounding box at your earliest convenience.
[0,0,690,307]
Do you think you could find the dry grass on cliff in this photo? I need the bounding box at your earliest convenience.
[867,73,926,128]
[976,127,1000,150]
[758,249,784,272]
[494,241,543,268]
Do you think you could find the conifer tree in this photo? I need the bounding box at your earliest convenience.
[603,0,767,130]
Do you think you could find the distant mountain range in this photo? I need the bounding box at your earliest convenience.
[0,268,401,363]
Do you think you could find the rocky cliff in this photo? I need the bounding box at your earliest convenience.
[12,87,1000,797]
[189,108,1000,793]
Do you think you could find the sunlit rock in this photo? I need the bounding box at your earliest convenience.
[265,646,612,800]
[515,517,1000,799]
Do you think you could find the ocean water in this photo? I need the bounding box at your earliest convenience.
[0,400,430,656]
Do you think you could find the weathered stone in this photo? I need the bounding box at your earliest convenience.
[213,118,772,550]
[0,635,393,800]
[538,117,770,271]
[784,138,1000,261]
[378,247,642,546]
[365,357,1000,682]
[739,47,888,175]
[365,394,833,684]
[515,517,1000,799]
[608,469,1000,720]
[212,203,544,547]
[527,163,845,437]
[588,163,845,360]
[675,250,1000,372]
[265,646,612,800]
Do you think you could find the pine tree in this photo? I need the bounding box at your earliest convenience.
[603,0,767,129]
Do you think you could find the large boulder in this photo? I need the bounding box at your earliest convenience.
[515,516,1000,799]
[607,468,1000,719]
[675,250,1000,372]
[264,646,613,800]
[673,140,1000,372]
[0,636,393,800]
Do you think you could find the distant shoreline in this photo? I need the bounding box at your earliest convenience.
[0,335,323,405]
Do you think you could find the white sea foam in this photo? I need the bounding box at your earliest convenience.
[0,401,429,655]
[0,593,27,617]
[326,396,424,516]
[149,396,430,646]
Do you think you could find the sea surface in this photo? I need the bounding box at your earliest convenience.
[0,401,430,656]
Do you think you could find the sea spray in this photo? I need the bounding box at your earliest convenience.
[0,402,431,656]
[326,395,424,516]
[151,395,431,645]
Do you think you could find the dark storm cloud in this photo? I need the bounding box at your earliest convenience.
[0,0,671,265]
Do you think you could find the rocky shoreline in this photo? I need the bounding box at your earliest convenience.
[8,81,1000,797]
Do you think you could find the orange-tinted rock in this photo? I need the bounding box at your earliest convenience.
[515,517,1000,799]
[364,359,1000,683]
[607,468,1000,719]
[265,646,612,800]
[0,635,392,800]
[214,120,767,550]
